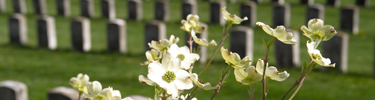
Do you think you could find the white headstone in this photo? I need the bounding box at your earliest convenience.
[340,6,359,34]
[128,0,143,21]
[12,0,26,14]
[155,0,169,21]
[48,86,79,100]
[101,0,116,19]
[210,0,226,26]
[71,17,91,52]
[80,0,95,18]
[274,29,300,68]
[33,0,47,15]
[9,14,27,45]
[0,80,28,100]
[37,15,57,50]
[230,26,253,59]
[272,3,290,27]
[107,19,127,54]
[56,0,70,17]
[145,20,166,51]
[322,31,349,73]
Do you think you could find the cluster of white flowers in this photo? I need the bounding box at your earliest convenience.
[70,73,133,100]
[69,7,337,100]
[139,13,222,100]
[221,47,290,85]
[302,19,337,67]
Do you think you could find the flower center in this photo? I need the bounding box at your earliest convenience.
[177,54,185,60]
[162,71,176,83]
[313,54,323,60]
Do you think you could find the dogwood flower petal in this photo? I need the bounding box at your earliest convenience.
[148,35,179,51]
[307,41,335,67]
[234,65,263,85]
[301,19,337,42]
[221,7,248,24]
[220,47,252,69]
[168,44,199,70]
[70,73,90,93]
[255,59,290,81]
[139,75,156,86]
[190,73,217,90]
[84,81,106,99]
[147,54,193,99]
[256,22,297,45]
[190,30,216,47]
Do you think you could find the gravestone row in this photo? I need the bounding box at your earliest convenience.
[6,2,354,72]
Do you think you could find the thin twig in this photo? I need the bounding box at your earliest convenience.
[199,22,232,77]
[281,60,313,100]
[288,77,306,100]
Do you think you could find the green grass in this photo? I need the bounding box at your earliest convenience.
[0,0,375,99]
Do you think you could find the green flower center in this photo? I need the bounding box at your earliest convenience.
[177,54,185,60]
[313,54,323,60]
[162,71,176,83]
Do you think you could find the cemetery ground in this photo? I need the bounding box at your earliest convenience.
[0,0,375,99]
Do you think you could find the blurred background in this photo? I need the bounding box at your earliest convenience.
[0,0,374,99]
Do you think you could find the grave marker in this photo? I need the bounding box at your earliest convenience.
[48,87,79,100]
[230,26,253,59]
[240,1,257,27]
[128,0,142,21]
[37,15,57,50]
[210,0,226,26]
[80,0,95,18]
[272,0,285,5]
[12,0,26,14]
[322,31,348,73]
[306,4,324,25]
[356,0,369,7]
[340,6,359,34]
[71,17,91,52]
[107,19,127,54]
[155,0,169,21]
[0,80,28,100]
[326,0,340,7]
[182,0,197,20]
[9,14,27,45]
[33,0,47,15]
[272,3,290,27]
[57,0,70,17]
[145,20,166,51]
[0,0,6,13]
[274,29,300,68]
[251,0,262,3]
[301,0,314,5]
[101,0,116,19]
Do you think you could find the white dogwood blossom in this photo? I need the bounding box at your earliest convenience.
[307,41,335,67]
[255,59,290,81]
[148,35,179,51]
[190,73,217,90]
[70,73,90,93]
[234,64,263,85]
[181,14,206,33]
[220,47,251,69]
[191,30,217,47]
[147,53,193,98]
[168,44,200,70]
[301,19,337,44]
[256,22,297,45]
[84,81,106,100]
[221,7,248,24]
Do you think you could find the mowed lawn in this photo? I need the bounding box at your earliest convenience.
[0,0,375,99]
